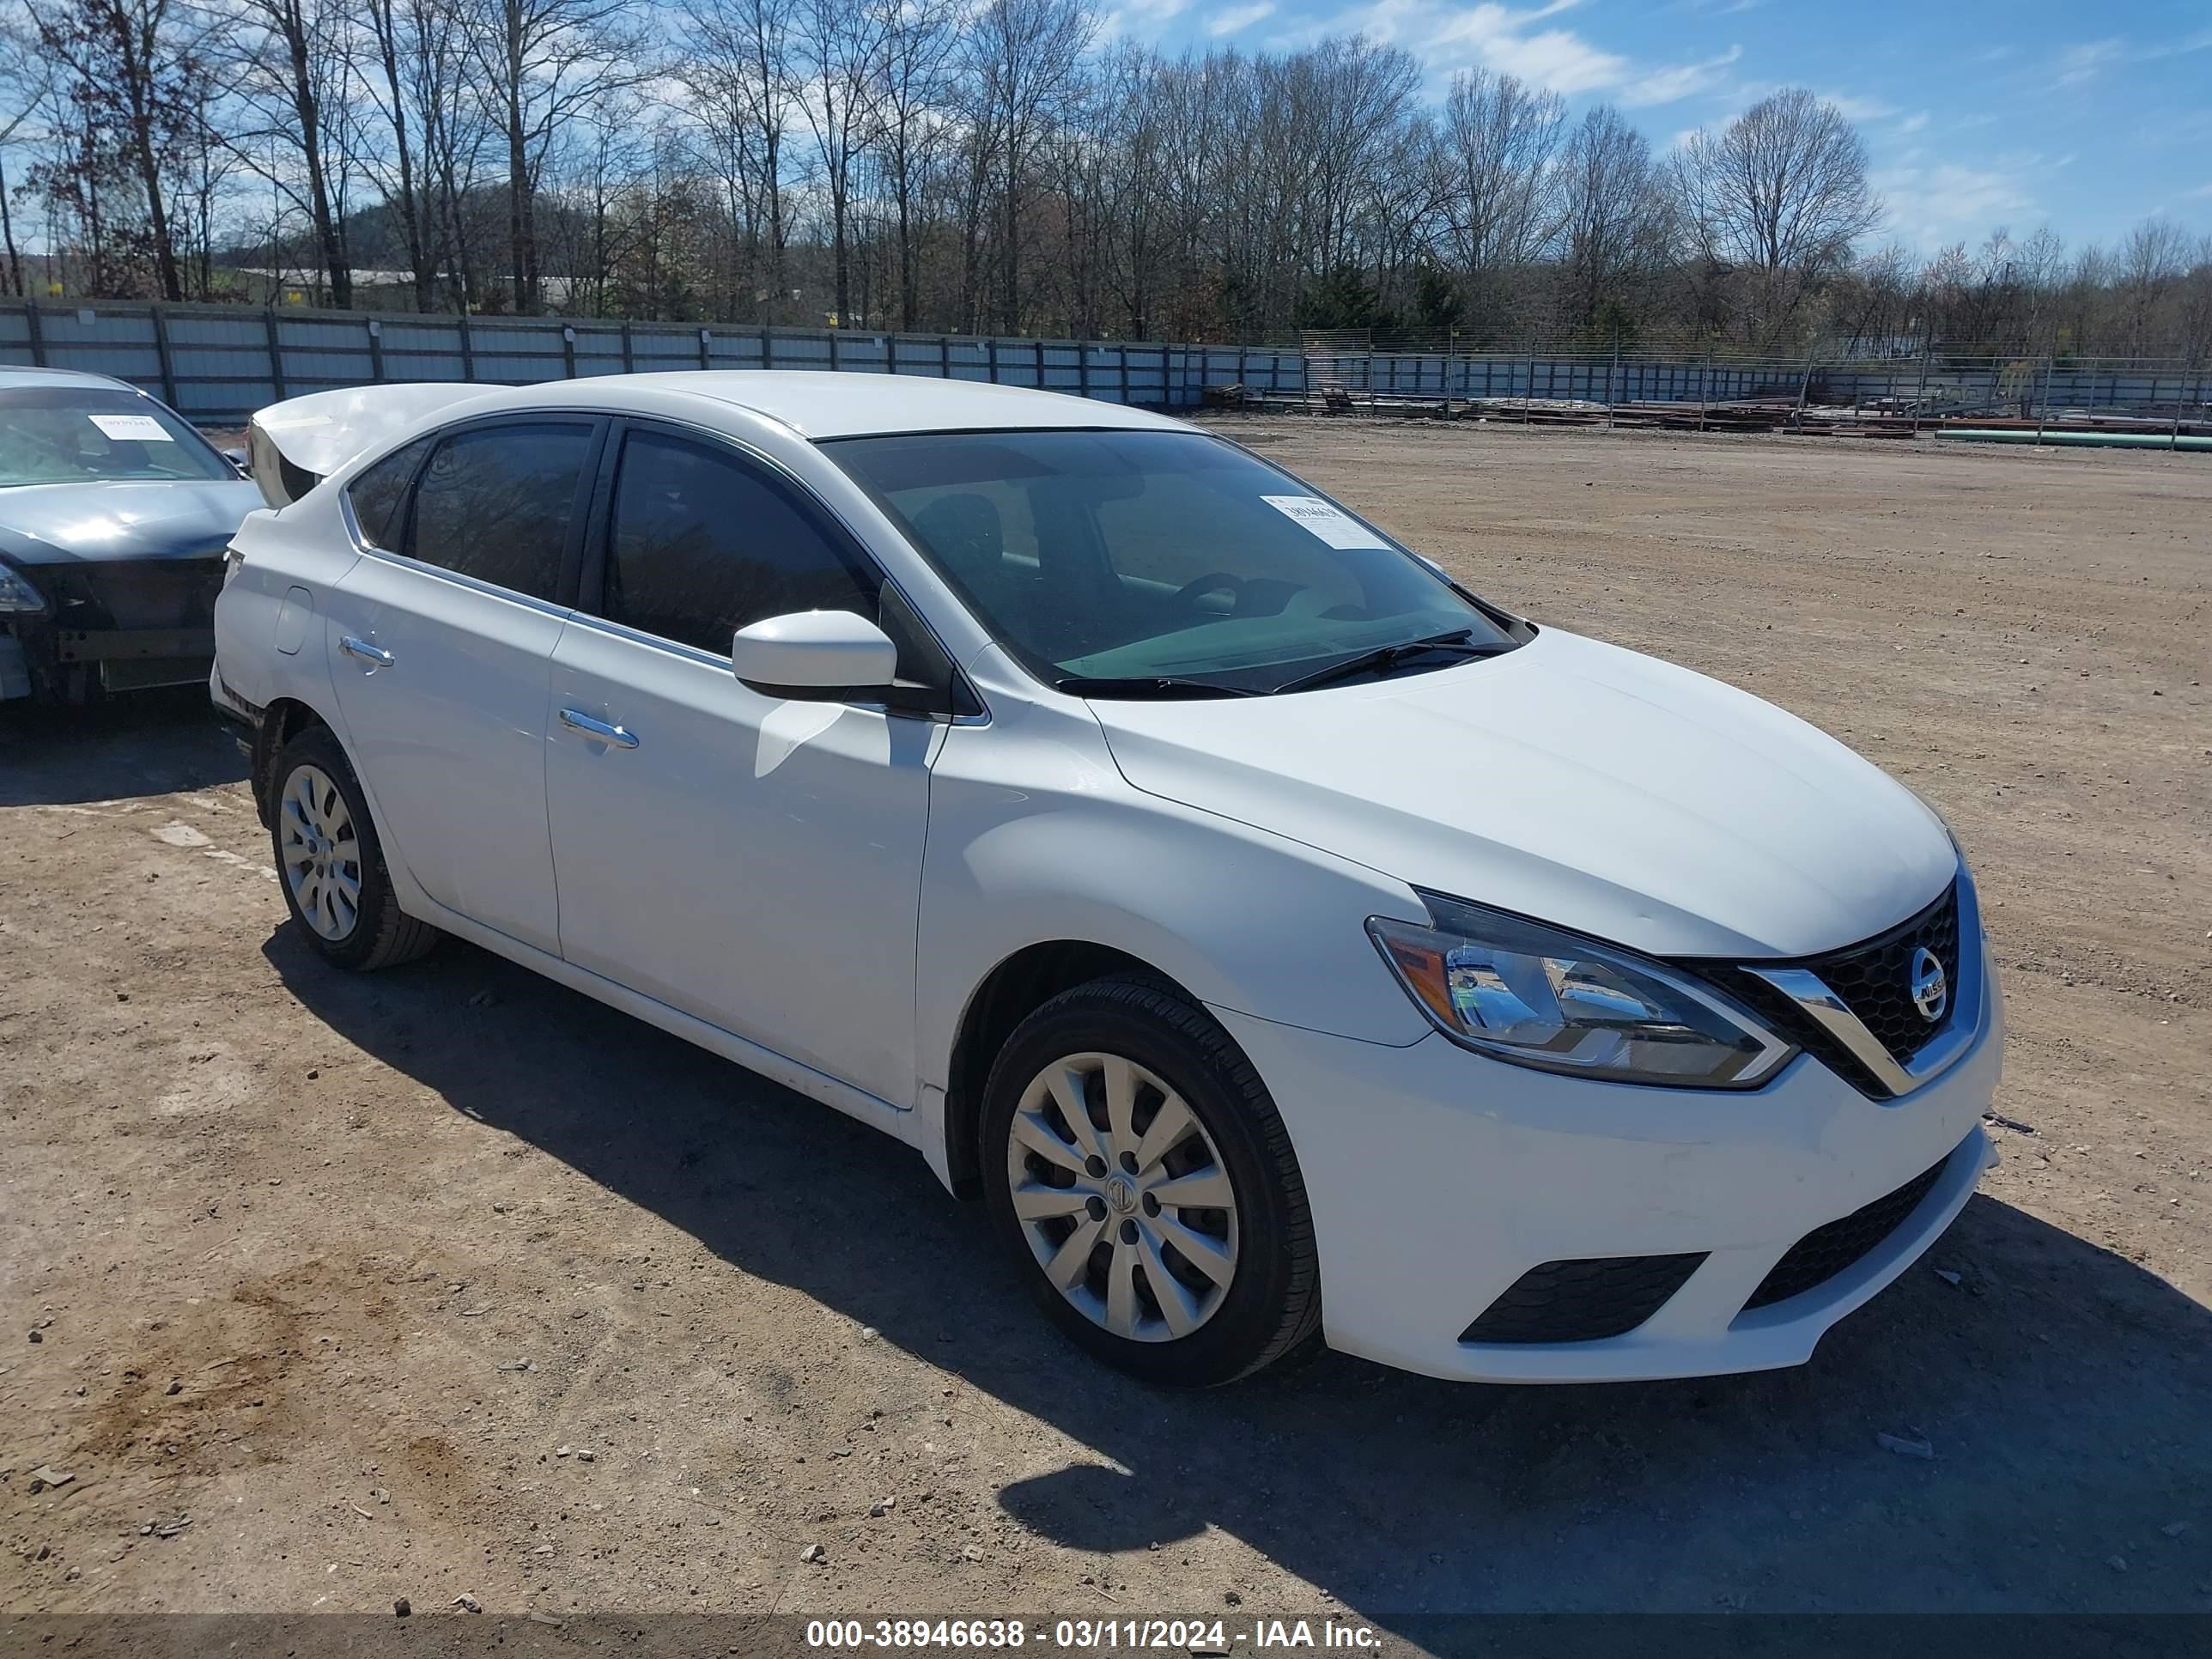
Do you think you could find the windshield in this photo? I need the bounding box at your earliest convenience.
[0,386,234,488]
[826,428,1520,695]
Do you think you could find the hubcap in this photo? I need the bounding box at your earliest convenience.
[278,763,362,942]
[1005,1051,1240,1343]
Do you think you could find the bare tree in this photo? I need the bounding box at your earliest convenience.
[217,0,353,305]
[1831,241,1918,356]
[866,0,956,331]
[357,0,438,308]
[793,0,890,325]
[2179,234,2212,367]
[10,8,2209,362]
[33,0,222,301]
[1558,105,1659,336]
[1675,88,1880,345]
[0,21,57,297]
[2113,216,2190,357]
[1436,66,1563,336]
[465,0,643,313]
[963,0,1091,333]
[678,0,799,325]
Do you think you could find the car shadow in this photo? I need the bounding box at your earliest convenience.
[264,927,2212,1620]
[0,687,247,806]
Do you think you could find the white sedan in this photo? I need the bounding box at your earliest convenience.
[211,373,2001,1387]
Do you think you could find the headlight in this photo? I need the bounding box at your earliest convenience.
[0,563,46,613]
[1367,892,1794,1088]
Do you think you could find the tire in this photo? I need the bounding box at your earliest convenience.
[980,975,1322,1386]
[267,724,439,971]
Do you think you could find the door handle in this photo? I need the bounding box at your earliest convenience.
[340,635,394,667]
[559,707,640,750]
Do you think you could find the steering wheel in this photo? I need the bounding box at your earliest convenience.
[1173,571,1247,614]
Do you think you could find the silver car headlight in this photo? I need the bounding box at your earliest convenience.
[1367,891,1795,1088]
[0,563,46,613]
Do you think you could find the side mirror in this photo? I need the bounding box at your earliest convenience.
[222,447,249,475]
[730,610,898,699]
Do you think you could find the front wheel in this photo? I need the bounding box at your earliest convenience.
[980,975,1321,1386]
[268,725,439,970]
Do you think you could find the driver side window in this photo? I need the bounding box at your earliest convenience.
[602,431,879,655]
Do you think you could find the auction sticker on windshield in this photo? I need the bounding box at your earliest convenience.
[88,414,174,441]
[1261,494,1388,550]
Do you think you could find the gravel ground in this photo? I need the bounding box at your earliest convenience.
[3,419,2209,1631]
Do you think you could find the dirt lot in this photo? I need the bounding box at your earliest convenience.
[3,420,2209,1632]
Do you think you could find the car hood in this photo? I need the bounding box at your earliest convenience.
[0,479,263,567]
[1086,627,1956,960]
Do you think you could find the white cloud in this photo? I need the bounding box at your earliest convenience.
[1207,1,1274,35]
[1873,160,2040,250]
[1620,46,1743,108]
[2048,30,2212,88]
[1304,0,1740,106]
[1899,111,1929,134]
[2186,181,2212,200]
[1096,0,1194,40]
[1819,91,1899,122]
[2053,38,2127,87]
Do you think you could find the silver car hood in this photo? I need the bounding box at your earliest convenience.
[0,478,264,566]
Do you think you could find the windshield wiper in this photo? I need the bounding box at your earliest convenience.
[1268,630,1510,696]
[1054,675,1261,700]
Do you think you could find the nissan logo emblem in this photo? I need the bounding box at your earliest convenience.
[1910,947,1948,1023]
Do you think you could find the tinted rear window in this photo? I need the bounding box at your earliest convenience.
[346,439,429,550]
[408,424,592,602]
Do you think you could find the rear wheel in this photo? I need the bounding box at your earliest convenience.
[981,975,1321,1385]
[269,725,438,970]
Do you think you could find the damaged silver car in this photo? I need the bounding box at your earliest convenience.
[0,367,261,704]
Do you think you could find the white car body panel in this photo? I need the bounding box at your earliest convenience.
[212,372,2002,1385]
[545,615,938,1107]
[246,383,500,506]
[915,645,1436,1067]
[325,551,568,955]
[1219,1000,2001,1382]
[1089,625,1957,959]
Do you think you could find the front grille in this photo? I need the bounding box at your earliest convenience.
[1685,881,1962,1097]
[1812,884,1960,1064]
[36,556,225,632]
[1743,1156,1948,1310]
[1460,1253,1706,1345]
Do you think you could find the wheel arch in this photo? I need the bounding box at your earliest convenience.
[940,939,1203,1200]
[252,696,337,828]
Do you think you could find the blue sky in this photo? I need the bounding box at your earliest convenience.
[1099,0,2212,254]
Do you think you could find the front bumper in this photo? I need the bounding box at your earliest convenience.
[1,554,223,700]
[0,619,216,698]
[1212,934,2002,1383]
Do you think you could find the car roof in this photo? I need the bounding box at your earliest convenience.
[0,366,139,393]
[442,370,1190,441]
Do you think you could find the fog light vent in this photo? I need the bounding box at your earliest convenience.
[1459,1253,1707,1345]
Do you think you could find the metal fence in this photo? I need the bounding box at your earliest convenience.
[2,301,2206,429]
[0,301,1201,423]
[1239,346,2212,425]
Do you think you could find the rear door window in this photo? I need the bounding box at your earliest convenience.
[407,422,594,603]
[346,438,430,550]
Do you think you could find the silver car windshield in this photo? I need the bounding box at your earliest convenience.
[0,386,234,488]
[826,428,1518,696]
